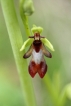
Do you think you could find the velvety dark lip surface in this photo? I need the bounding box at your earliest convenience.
[33,40,42,52]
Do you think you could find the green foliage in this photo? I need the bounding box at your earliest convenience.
[0,64,24,106]
[66,83,71,100]
[0,0,71,106]
[1,0,36,106]
[0,78,24,106]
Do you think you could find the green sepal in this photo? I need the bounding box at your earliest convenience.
[31,25,43,34]
[41,38,55,51]
[20,38,33,51]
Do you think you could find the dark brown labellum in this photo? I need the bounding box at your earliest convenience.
[23,33,52,78]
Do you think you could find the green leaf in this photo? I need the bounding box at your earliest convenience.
[66,83,71,100]
[1,0,36,106]
[20,38,33,51]
[41,38,55,51]
[58,83,71,106]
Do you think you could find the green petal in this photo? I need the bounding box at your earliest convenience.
[20,38,33,51]
[41,38,55,51]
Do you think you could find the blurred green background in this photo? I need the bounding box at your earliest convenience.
[0,0,71,106]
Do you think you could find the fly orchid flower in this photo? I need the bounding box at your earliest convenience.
[20,25,54,78]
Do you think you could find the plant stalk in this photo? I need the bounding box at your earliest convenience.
[1,0,36,106]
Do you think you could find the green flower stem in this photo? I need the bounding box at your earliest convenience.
[43,75,59,106]
[58,84,71,106]
[43,75,67,106]
[44,75,67,106]
[20,0,31,36]
[58,90,67,106]
[1,0,36,106]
